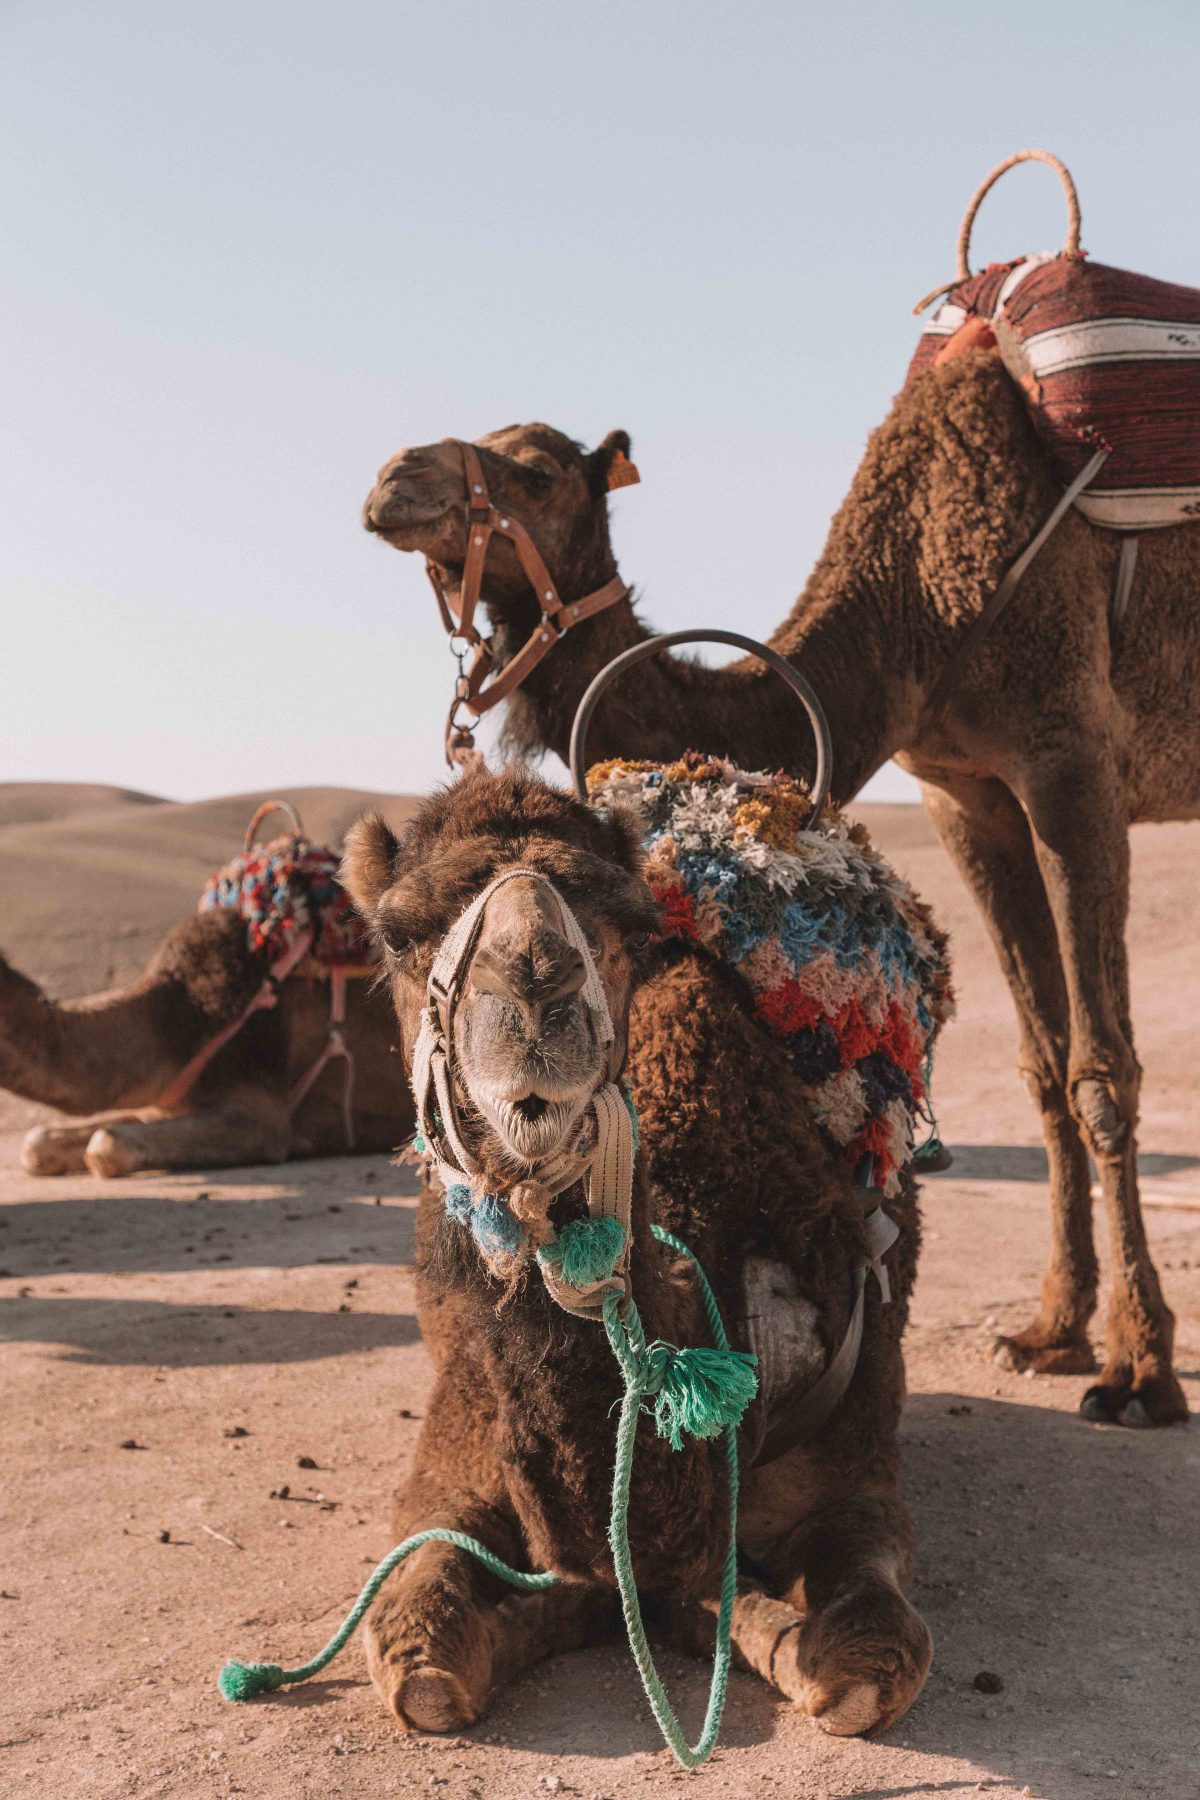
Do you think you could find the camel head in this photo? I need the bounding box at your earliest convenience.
[362,424,634,629]
[342,768,658,1191]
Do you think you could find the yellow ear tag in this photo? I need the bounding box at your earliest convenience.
[607,449,641,490]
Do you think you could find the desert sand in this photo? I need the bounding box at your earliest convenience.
[2,784,1197,1799]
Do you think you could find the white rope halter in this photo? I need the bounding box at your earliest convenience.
[410,868,635,1318]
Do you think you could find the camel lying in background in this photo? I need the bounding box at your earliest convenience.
[364,371,1197,1428]
[342,766,933,1739]
[0,906,410,1179]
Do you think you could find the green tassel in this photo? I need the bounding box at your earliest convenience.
[650,1345,758,1452]
[219,1659,286,1701]
[542,1215,627,1287]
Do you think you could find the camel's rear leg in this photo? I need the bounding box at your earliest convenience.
[82,1091,291,1177]
[919,771,1099,1374]
[22,1112,145,1175]
[1020,748,1187,1425]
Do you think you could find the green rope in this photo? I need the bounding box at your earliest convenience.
[217,1529,556,1702]
[913,1046,947,1166]
[218,1225,750,1768]
[599,1225,742,1767]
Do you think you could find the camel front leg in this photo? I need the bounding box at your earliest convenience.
[364,1472,612,1732]
[919,772,1098,1372]
[666,1494,930,1738]
[81,1090,291,1177]
[770,1491,931,1737]
[1020,748,1186,1426]
[21,1111,145,1175]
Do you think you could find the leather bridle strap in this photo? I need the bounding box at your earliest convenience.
[924,445,1109,727]
[426,442,630,762]
[753,1193,899,1467]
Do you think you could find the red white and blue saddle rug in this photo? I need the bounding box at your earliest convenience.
[909,254,1200,531]
[199,834,376,971]
[587,755,954,1196]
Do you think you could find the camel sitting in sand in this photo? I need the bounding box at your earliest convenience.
[1,806,411,1177]
[364,372,1198,1428]
[341,765,936,1740]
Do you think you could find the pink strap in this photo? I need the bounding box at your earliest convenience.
[289,966,358,1149]
[155,928,315,1111]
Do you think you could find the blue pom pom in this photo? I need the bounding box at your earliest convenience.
[470,1193,523,1257]
[219,1659,285,1701]
[444,1182,473,1223]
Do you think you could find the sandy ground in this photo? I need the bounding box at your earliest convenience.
[2,789,1199,1799]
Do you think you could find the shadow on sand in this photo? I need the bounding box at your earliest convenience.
[0,1293,420,1365]
[923,1144,1200,1183]
[0,1184,418,1278]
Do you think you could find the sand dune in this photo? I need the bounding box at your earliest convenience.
[0,780,163,829]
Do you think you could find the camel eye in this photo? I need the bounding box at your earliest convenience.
[379,925,410,960]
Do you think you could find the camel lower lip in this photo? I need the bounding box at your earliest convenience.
[365,498,452,534]
[489,1094,584,1162]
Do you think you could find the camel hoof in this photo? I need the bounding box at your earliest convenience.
[1079,1384,1119,1424]
[812,1680,883,1737]
[1080,1372,1189,1430]
[992,1333,1097,1377]
[84,1128,137,1179]
[775,1579,932,1738]
[393,1666,479,1734]
[21,1127,79,1176]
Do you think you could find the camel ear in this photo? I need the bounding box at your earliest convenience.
[587,429,639,498]
[341,813,400,917]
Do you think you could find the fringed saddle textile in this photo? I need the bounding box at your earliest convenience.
[199,834,376,972]
[909,254,1200,532]
[587,755,954,1197]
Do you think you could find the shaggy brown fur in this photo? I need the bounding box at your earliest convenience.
[0,907,410,1176]
[364,356,1197,1426]
[342,766,930,1741]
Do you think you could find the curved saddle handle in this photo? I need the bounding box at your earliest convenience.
[568,629,833,821]
[957,147,1081,280]
[243,798,305,852]
[913,147,1082,315]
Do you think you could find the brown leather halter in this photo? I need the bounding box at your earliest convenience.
[426,441,631,765]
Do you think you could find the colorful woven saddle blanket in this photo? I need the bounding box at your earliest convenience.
[199,833,376,972]
[587,756,954,1197]
[909,254,1200,532]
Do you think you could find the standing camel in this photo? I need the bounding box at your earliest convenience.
[363,369,1198,1428]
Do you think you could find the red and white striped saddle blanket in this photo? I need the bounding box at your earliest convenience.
[908,254,1200,531]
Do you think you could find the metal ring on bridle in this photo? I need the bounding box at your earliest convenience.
[568,630,833,819]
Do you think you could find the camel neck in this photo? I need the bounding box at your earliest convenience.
[504,574,913,804]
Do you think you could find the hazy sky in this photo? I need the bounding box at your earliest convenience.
[3,2,1198,804]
